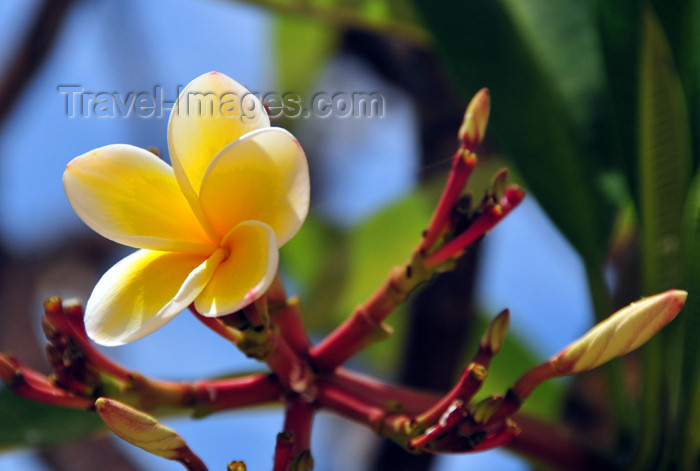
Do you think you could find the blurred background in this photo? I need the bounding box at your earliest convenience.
[1,0,697,470]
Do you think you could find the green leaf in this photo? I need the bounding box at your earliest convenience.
[638,4,692,293]
[412,0,612,272]
[635,4,692,467]
[0,388,103,450]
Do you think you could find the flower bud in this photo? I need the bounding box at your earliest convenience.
[490,169,508,201]
[469,396,503,424]
[479,309,510,355]
[95,397,191,460]
[458,88,490,150]
[290,450,314,471]
[551,290,686,374]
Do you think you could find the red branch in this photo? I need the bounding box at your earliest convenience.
[271,297,312,359]
[425,186,525,268]
[273,432,295,471]
[421,148,476,251]
[282,395,316,458]
[507,415,615,471]
[177,450,209,471]
[193,374,282,416]
[310,263,426,373]
[190,304,312,394]
[332,368,437,415]
[316,379,387,432]
[266,335,313,393]
[415,363,486,427]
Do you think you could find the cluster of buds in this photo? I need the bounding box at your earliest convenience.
[0,87,688,471]
[419,88,524,269]
[372,290,686,457]
[0,297,285,469]
[1,297,116,412]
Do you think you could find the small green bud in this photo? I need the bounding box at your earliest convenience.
[479,309,510,354]
[469,396,502,424]
[290,450,314,471]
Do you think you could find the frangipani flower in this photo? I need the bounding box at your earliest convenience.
[64,72,309,346]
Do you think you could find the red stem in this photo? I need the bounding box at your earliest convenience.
[512,361,560,399]
[332,368,438,415]
[506,414,616,471]
[189,305,241,344]
[470,420,520,452]
[283,395,316,456]
[271,297,312,358]
[309,306,389,373]
[425,186,525,268]
[421,148,476,252]
[193,374,282,416]
[409,400,467,450]
[272,433,295,471]
[316,379,386,432]
[177,450,209,471]
[472,345,497,367]
[310,262,426,372]
[190,304,311,393]
[481,389,523,430]
[415,363,486,427]
[242,300,266,329]
[266,335,313,394]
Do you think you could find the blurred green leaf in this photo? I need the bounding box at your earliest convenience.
[281,214,337,295]
[234,0,429,46]
[681,169,700,467]
[275,16,338,101]
[594,0,642,198]
[280,214,350,332]
[501,0,605,149]
[650,0,700,171]
[597,0,700,203]
[635,4,692,467]
[0,388,103,450]
[412,0,613,271]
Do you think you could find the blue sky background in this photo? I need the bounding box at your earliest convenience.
[0,0,592,469]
